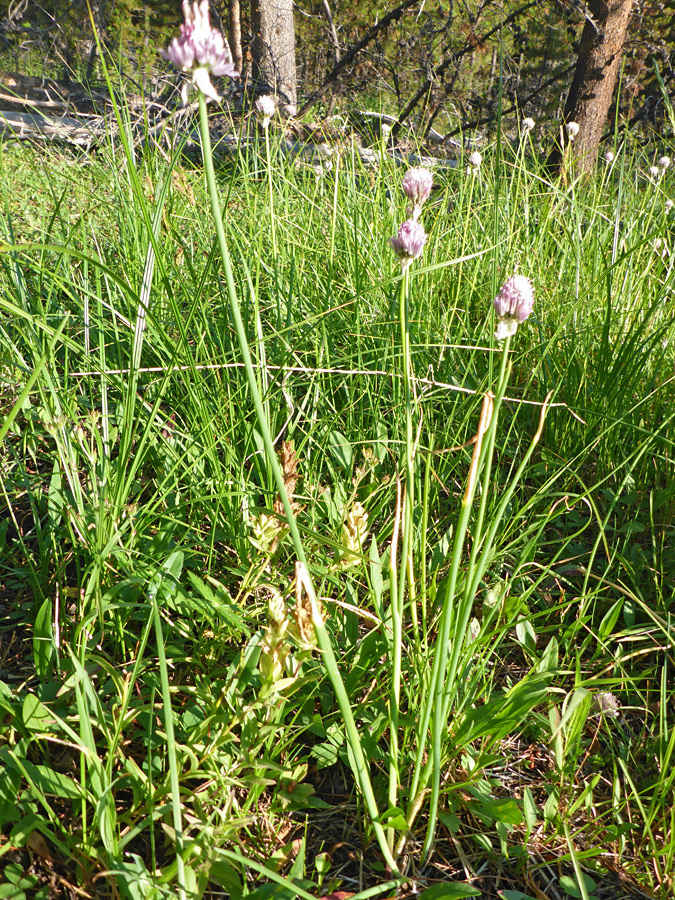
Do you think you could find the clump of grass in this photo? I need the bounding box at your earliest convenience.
[0,23,674,900]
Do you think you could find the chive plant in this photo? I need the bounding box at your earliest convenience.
[162,0,554,874]
[2,6,673,896]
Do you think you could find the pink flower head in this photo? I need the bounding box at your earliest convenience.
[390,219,427,268]
[493,274,534,340]
[402,167,433,218]
[162,0,238,104]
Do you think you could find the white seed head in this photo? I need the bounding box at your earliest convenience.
[593,691,620,718]
[255,94,276,121]
[565,121,580,140]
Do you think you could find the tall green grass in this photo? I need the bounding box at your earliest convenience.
[0,99,673,899]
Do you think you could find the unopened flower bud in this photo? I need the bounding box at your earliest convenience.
[268,589,287,626]
[653,237,670,259]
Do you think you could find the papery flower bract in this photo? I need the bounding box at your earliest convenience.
[658,155,671,170]
[565,121,580,140]
[390,219,427,267]
[339,501,369,569]
[665,199,674,212]
[522,116,535,133]
[250,511,286,553]
[649,165,659,179]
[604,150,614,163]
[161,0,238,104]
[493,274,535,341]
[469,150,482,169]
[402,167,433,219]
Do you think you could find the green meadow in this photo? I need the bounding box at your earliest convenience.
[0,92,673,899]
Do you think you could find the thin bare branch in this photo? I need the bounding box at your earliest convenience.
[298,0,421,116]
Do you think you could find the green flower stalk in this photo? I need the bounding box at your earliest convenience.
[256,93,279,258]
[387,168,432,849]
[406,274,537,862]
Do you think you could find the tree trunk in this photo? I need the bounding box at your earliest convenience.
[84,0,107,82]
[228,0,243,74]
[552,0,633,172]
[250,0,297,110]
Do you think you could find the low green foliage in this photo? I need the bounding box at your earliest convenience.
[0,84,673,900]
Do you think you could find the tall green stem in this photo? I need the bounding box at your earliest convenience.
[387,265,415,848]
[264,123,278,260]
[152,597,185,900]
[440,337,511,723]
[197,93,400,876]
[400,266,418,649]
[411,338,512,862]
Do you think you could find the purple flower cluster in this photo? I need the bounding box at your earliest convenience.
[493,274,535,340]
[402,167,433,219]
[390,167,433,270]
[390,219,427,262]
[162,0,238,103]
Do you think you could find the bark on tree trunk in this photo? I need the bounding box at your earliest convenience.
[551,0,633,172]
[228,0,243,74]
[250,0,297,110]
[82,0,107,82]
